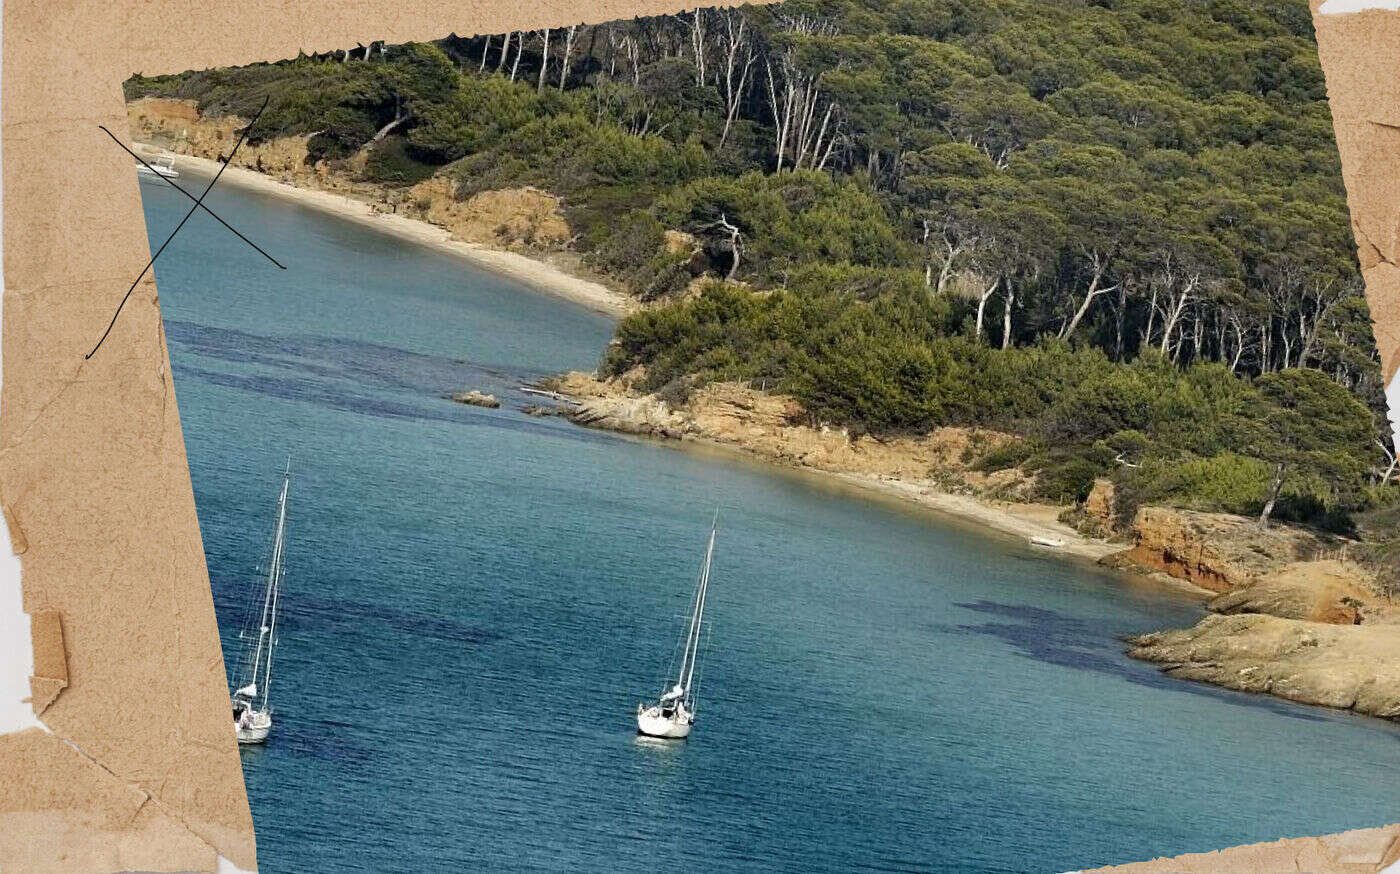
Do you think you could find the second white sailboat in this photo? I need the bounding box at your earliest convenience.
[637,516,718,740]
[231,459,292,745]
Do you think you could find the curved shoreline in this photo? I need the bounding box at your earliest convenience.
[137,151,1347,600]
[547,373,1216,595]
[135,144,1153,588]
[135,146,636,319]
[598,428,1217,601]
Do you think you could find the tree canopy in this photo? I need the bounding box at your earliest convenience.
[127,0,1397,530]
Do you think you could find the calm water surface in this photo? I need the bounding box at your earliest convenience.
[140,172,1400,873]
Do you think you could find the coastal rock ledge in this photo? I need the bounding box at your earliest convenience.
[1077,822,1400,873]
[1127,613,1400,720]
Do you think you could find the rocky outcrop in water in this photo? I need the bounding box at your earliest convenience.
[1112,507,1399,720]
[569,393,688,438]
[1126,612,1400,720]
[451,390,500,408]
[1081,821,1400,873]
[553,370,1032,491]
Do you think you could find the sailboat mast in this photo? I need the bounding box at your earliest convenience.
[680,522,716,696]
[260,466,290,710]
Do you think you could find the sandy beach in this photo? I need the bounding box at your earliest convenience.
[134,146,636,319]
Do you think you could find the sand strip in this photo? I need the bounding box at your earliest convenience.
[133,146,635,318]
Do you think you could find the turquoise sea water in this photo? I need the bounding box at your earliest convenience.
[140,171,1400,873]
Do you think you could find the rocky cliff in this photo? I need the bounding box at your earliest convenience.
[128,97,574,257]
[1111,505,1399,720]
[1127,612,1400,720]
[554,370,1034,494]
[1113,506,1326,593]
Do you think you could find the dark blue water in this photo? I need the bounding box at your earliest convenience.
[140,171,1400,874]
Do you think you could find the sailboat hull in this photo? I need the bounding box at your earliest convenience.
[636,706,692,739]
[236,711,272,744]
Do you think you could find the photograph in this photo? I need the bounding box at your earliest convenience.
[116,1,1400,870]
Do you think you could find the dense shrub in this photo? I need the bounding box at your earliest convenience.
[362,137,437,185]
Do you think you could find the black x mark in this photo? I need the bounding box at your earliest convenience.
[87,96,283,359]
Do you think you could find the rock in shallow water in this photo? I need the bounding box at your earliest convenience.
[451,390,500,408]
[1128,612,1400,720]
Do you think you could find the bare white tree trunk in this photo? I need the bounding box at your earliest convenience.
[497,32,512,74]
[763,23,841,173]
[537,28,551,93]
[368,97,410,145]
[975,278,999,341]
[1142,286,1158,350]
[1378,438,1397,486]
[924,220,969,297]
[1157,275,1196,355]
[1298,277,1348,367]
[1228,313,1247,372]
[717,12,755,148]
[689,8,707,86]
[624,34,641,85]
[1112,283,1128,358]
[765,61,794,172]
[558,25,579,90]
[1059,249,1114,340]
[938,240,967,295]
[1258,461,1286,528]
[1001,279,1016,350]
[510,31,524,81]
[718,213,742,280]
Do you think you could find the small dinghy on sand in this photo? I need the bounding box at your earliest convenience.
[136,155,179,178]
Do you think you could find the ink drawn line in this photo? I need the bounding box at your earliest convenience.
[86,96,274,360]
[99,126,286,269]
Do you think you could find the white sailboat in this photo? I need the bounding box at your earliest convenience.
[637,517,717,740]
[232,459,291,745]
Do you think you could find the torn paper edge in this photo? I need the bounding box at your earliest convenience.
[1320,0,1400,12]
[0,16,250,870]
[0,0,41,739]
[1390,377,1400,454]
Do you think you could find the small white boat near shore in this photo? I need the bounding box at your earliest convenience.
[1029,534,1066,548]
[137,155,180,178]
[232,459,292,745]
[637,516,718,740]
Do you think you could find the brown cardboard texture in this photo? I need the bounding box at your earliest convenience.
[0,2,756,872]
[26,610,66,716]
[1313,0,1400,384]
